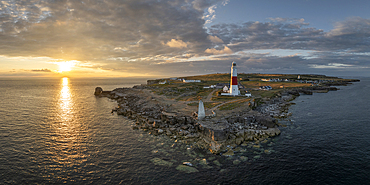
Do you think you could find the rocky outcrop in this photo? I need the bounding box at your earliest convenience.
[94,87,112,96]
[94,87,103,96]
[100,87,281,154]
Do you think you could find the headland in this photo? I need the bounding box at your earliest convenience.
[95,73,359,154]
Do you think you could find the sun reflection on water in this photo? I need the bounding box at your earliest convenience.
[60,77,72,121]
[49,77,88,175]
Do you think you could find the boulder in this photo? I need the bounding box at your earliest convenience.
[222,150,234,156]
[255,116,277,128]
[176,165,199,173]
[264,128,281,136]
[150,158,173,167]
[233,160,241,165]
[235,137,244,145]
[94,87,103,96]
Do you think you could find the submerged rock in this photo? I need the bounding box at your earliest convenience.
[264,150,271,154]
[199,158,213,169]
[176,165,199,173]
[233,160,241,165]
[213,160,222,166]
[150,158,173,167]
[252,145,261,148]
[253,155,261,159]
[240,156,248,161]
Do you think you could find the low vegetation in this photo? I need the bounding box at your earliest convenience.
[218,99,251,111]
[146,73,354,111]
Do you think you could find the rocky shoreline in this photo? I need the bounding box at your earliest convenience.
[96,87,294,154]
[94,77,359,154]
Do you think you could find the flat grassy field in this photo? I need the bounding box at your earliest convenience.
[148,73,349,105]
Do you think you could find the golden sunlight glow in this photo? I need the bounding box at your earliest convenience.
[52,77,88,167]
[60,77,72,118]
[58,61,75,72]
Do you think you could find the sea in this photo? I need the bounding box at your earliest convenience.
[0,77,369,185]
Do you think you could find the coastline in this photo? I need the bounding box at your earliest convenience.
[95,74,360,154]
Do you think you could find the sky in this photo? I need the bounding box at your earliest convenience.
[0,0,369,78]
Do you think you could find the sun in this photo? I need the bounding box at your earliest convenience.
[58,61,75,72]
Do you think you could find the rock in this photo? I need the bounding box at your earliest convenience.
[253,145,260,148]
[235,137,244,145]
[264,128,281,136]
[255,116,276,128]
[176,165,199,173]
[94,87,103,95]
[208,140,224,154]
[240,156,248,161]
[233,160,241,165]
[150,158,173,167]
[153,121,160,128]
[253,155,261,159]
[213,160,222,166]
[183,162,193,166]
[199,158,208,165]
[157,129,164,134]
[181,125,189,130]
[233,147,241,152]
[222,150,234,156]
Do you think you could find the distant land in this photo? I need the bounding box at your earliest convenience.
[95,73,360,154]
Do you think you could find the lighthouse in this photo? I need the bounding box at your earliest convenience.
[230,62,239,96]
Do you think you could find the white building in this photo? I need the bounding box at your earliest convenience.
[159,80,167,84]
[245,91,252,97]
[203,85,216,89]
[183,79,201,83]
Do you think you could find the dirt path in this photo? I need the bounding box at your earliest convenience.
[204,89,218,102]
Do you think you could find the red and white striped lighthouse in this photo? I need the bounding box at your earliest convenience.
[230,62,239,95]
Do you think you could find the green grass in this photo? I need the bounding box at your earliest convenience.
[211,95,247,102]
[241,81,312,89]
[147,73,353,103]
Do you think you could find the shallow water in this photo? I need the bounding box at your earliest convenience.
[1,77,369,184]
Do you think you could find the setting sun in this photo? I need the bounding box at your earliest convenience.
[58,61,75,72]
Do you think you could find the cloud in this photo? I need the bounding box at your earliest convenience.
[208,35,224,43]
[309,63,354,69]
[164,39,188,48]
[208,17,370,55]
[267,17,308,25]
[0,1,370,77]
[205,46,233,54]
[222,0,230,6]
[0,0,212,62]
[202,1,225,24]
[30,69,52,72]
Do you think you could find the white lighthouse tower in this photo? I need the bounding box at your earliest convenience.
[230,62,239,96]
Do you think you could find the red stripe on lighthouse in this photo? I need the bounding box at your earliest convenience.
[231,76,238,85]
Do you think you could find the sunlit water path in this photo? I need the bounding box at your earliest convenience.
[0,77,369,184]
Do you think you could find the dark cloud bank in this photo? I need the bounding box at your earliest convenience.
[0,0,369,76]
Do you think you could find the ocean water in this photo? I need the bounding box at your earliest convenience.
[0,77,369,184]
